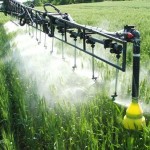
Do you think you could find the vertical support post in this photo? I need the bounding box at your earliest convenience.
[132,31,140,102]
[14,3,18,19]
[50,19,55,54]
[44,32,47,48]
[3,0,9,15]
[29,25,31,35]
[91,44,97,80]
[112,55,120,101]
[83,29,86,51]
[26,24,28,33]
[62,33,65,59]
[38,25,42,44]
[72,38,77,70]
[35,12,38,41]
[50,37,54,54]
[10,1,12,17]
[123,30,146,130]
[31,24,34,38]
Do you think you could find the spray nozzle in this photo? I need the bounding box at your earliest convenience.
[110,43,122,55]
[86,36,95,45]
[111,92,118,101]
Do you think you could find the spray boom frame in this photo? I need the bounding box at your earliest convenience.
[2,0,130,71]
[1,0,141,102]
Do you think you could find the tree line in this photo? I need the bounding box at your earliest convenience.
[33,0,127,6]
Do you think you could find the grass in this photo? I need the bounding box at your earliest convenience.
[0,15,16,149]
[0,1,150,149]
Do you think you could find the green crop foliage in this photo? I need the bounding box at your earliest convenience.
[0,0,150,149]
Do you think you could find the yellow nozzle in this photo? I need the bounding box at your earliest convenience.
[123,101,146,130]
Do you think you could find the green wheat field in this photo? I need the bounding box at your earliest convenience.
[0,0,150,149]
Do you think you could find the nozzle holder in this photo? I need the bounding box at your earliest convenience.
[110,43,122,55]
[104,39,112,49]
[124,25,135,32]
[70,31,78,39]
[86,36,95,45]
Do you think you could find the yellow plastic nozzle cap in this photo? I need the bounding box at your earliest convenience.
[123,102,146,130]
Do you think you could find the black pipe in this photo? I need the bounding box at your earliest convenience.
[131,30,140,102]
[2,0,9,15]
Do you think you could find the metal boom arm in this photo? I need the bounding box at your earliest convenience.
[2,0,129,71]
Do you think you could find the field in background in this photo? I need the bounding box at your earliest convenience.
[0,1,150,149]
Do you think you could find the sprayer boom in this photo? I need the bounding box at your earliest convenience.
[1,0,146,130]
[2,0,129,71]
